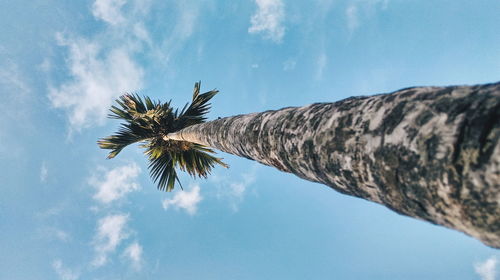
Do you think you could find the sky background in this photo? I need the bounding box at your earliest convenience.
[1,0,499,279]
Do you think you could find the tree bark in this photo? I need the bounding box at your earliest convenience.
[166,82,500,248]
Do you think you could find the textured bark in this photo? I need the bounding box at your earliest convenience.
[167,82,500,248]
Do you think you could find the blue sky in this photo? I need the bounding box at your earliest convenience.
[1,0,499,279]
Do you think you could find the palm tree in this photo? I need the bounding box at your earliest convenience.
[98,82,227,192]
[99,81,500,248]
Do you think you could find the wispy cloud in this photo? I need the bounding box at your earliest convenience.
[475,256,498,280]
[379,0,389,10]
[213,164,258,211]
[40,161,48,183]
[92,214,130,267]
[133,22,152,46]
[315,52,328,80]
[123,241,143,270]
[37,226,71,242]
[345,0,390,34]
[248,0,285,43]
[52,259,79,280]
[51,228,70,242]
[92,0,127,26]
[48,34,143,130]
[36,203,66,221]
[38,58,52,73]
[173,3,197,40]
[345,4,359,34]
[0,62,32,158]
[162,184,203,215]
[92,0,153,47]
[283,58,296,71]
[89,163,141,205]
[154,2,200,64]
[0,63,31,97]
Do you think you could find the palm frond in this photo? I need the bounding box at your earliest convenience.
[177,145,229,177]
[98,82,227,192]
[178,81,219,127]
[97,123,149,159]
[147,150,180,192]
[98,94,166,158]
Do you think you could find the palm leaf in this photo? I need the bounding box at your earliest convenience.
[148,151,180,192]
[178,81,219,127]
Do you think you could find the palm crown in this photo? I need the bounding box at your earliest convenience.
[98,82,228,191]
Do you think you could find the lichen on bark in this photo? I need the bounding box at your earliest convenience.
[167,82,500,248]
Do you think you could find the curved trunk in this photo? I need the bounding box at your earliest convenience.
[167,82,500,248]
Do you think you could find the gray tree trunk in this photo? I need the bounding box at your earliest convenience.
[166,82,500,248]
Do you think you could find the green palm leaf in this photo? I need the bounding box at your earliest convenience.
[98,82,228,191]
[178,82,219,127]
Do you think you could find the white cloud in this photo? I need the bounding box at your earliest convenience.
[52,259,79,280]
[49,34,143,130]
[475,256,498,280]
[51,0,154,132]
[92,0,127,26]
[162,185,202,215]
[90,163,141,204]
[92,214,130,267]
[123,241,143,270]
[346,4,359,34]
[248,0,285,43]
[40,161,48,182]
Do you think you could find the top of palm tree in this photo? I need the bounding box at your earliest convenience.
[98,82,228,192]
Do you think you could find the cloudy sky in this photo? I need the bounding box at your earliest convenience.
[1,0,499,279]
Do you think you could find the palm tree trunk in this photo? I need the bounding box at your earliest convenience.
[166,82,500,248]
